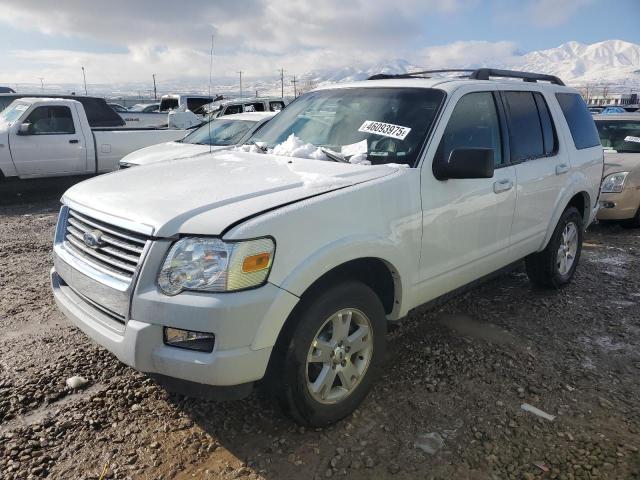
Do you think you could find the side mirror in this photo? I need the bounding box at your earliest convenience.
[434,148,495,180]
[17,122,33,135]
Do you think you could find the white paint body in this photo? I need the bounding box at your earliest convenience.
[0,98,189,179]
[51,78,603,389]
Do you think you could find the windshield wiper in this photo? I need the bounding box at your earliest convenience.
[244,140,268,152]
[320,147,349,163]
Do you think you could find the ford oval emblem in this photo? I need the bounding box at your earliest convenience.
[83,230,105,249]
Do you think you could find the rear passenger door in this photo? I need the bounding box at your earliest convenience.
[500,91,564,257]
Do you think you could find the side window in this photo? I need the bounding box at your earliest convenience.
[186,98,212,112]
[555,93,600,150]
[503,91,544,162]
[269,101,285,112]
[436,92,503,167]
[26,106,75,135]
[533,92,558,156]
[244,102,265,112]
[224,104,243,115]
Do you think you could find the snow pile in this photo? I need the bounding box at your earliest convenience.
[271,134,328,160]
[348,152,371,165]
[234,143,262,153]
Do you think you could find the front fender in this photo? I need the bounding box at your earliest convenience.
[250,235,408,350]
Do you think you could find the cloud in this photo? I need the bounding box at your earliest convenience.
[526,0,594,28]
[419,41,520,69]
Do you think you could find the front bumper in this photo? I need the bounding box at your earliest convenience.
[597,189,639,220]
[51,268,297,388]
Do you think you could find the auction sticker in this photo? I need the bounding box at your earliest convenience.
[624,135,640,144]
[358,120,411,140]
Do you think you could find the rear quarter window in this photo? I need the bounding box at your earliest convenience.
[555,93,600,150]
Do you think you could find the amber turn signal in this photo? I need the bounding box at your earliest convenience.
[242,252,271,273]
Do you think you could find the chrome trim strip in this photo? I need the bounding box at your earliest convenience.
[61,197,155,236]
[69,211,147,245]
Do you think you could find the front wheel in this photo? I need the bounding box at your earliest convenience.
[274,281,386,426]
[525,206,584,289]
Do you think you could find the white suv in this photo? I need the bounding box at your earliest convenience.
[51,69,603,426]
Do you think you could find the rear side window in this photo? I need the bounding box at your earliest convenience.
[436,92,503,167]
[186,97,212,112]
[503,91,544,162]
[270,101,285,112]
[224,104,243,115]
[76,97,124,128]
[555,93,600,149]
[533,93,557,156]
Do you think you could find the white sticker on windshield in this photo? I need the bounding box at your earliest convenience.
[358,120,411,140]
[341,139,368,157]
[624,135,640,144]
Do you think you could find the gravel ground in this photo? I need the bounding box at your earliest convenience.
[1,180,639,480]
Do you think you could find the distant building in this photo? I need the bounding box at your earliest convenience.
[586,92,638,106]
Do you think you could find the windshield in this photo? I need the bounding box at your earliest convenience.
[596,119,640,153]
[181,118,256,145]
[0,101,29,125]
[250,87,445,166]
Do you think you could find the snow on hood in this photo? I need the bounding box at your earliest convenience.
[121,141,228,166]
[63,150,401,237]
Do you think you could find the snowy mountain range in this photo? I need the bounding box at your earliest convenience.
[301,40,640,88]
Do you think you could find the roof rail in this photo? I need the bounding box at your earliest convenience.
[368,68,565,86]
[470,68,565,86]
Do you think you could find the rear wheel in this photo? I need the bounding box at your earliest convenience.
[525,207,583,289]
[274,281,386,426]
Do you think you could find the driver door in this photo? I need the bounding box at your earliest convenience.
[416,89,517,301]
[10,104,87,177]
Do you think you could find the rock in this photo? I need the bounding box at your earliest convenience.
[65,376,88,390]
[415,432,444,455]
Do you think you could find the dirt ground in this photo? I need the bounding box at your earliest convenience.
[1,179,639,480]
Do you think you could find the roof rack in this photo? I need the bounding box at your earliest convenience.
[368,68,565,86]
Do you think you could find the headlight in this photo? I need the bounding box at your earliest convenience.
[157,237,275,295]
[601,172,629,193]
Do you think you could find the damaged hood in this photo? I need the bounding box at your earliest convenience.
[63,151,399,237]
[120,141,227,166]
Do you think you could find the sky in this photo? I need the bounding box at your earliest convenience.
[0,0,638,89]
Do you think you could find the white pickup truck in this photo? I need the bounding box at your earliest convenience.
[51,69,603,426]
[0,98,189,180]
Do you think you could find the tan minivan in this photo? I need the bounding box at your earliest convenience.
[595,114,640,227]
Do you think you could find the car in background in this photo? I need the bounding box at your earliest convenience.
[595,114,640,227]
[200,97,289,118]
[588,106,603,115]
[108,103,128,113]
[600,106,627,115]
[0,86,15,94]
[119,111,275,168]
[159,94,216,113]
[129,103,160,113]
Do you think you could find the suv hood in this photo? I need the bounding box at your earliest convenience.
[121,141,227,166]
[64,151,399,237]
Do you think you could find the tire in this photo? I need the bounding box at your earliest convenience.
[525,206,584,289]
[273,281,386,426]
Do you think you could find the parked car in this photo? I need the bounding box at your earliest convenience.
[0,86,15,93]
[600,106,626,115]
[0,93,125,128]
[0,98,189,180]
[588,106,603,115]
[51,68,602,426]
[595,114,640,227]
[107,103,128,113]
[120,112,275,168]
[201,97,289,118]
[159,94,216,113]
[129,103,160,113]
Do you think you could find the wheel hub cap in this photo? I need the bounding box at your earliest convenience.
[305,308,374,404]
[557,221,578,276]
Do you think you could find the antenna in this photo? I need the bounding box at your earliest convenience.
[208,34,214,155]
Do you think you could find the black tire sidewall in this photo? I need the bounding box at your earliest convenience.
[282,281,386,426]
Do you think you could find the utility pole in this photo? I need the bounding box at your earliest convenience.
[152,74,157,100]
[238,71,243,98]
[39,78,44,93]
[81,67,87,95]
[279,68,285,98]
[292,75,297,98]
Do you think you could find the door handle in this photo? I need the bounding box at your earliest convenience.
[69,139,79,144]
[493,179,513,193]
[556,163,570,175]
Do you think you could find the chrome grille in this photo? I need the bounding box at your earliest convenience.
[63,210,149,281]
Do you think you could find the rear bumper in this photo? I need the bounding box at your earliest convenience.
[51,268,279,388]
[597,189,639,220]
